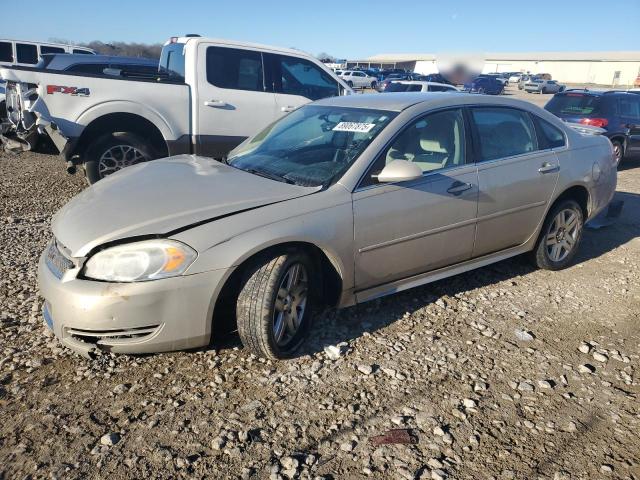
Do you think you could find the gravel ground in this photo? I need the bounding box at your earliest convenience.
[1,108,639,479]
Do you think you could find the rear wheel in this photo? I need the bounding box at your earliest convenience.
[84,132,159,184]
[370,81,377,89]
[531,199,584,270]
[236,251,315,359]
[347,80,354,88]
[611,139,624,167]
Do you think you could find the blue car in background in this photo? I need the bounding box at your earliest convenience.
[545,89,640,166]
[464,75,504,95]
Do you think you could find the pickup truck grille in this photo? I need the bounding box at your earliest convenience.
[45,238,75,279]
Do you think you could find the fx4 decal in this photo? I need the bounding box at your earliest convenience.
[46,85,91,97]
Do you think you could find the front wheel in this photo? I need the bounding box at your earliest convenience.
[531,199,584,270]
[236,252,315,359]
[347,81,354,88]
[83,132,159,184]
[370,81,377,89]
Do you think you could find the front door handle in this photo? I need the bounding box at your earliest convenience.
[447,181,473,195]
[281,106,296,113]
[538,163,559,174]
[204,100,227,108]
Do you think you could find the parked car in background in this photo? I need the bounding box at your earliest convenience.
[38,93,616,359]
[383,81,459,93]
[416,73,455,85]
[525,79,566,94]
[509,73,523,83]
[37,53,159,77]
[378,73,420,91]
[339,70,378,89]
[518,75,533,90]
[0,36,351,183]
[464,75,504,95]
[545,89,640,165]
[485,73,508,86]
[0,38,94,67]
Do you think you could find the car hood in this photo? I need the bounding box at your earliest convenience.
[53,155,319,257]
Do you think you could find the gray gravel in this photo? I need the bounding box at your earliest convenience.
[1,143,639,479]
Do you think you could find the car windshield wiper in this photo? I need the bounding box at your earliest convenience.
[244,168,295,185]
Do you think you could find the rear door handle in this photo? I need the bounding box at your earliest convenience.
[204,100,227,108]
[281,106,296,113]
[538,163,559,174]
[447,181,473,195]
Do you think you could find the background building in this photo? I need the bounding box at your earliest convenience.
[347,51,640,86]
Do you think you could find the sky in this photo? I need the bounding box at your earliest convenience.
[5,0,640,59]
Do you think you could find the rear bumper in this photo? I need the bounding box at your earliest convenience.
[38,250,228,357]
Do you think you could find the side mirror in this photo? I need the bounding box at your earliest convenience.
[375,160,423,183]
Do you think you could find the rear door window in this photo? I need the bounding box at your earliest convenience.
[545,93,602,116]
[0,41,13,62]
[471,107,538,161]
[16,43,38,64]
[206,46,263,91]
[41,46,66,55]
[617,97,640,118]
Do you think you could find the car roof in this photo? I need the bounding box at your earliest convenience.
[396,81,455,87]
[314,92,538,112]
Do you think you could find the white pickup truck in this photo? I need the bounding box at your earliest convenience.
[0,35,351,183]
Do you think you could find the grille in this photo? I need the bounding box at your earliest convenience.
[45,239,75,279]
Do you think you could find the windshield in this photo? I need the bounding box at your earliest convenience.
[546,93,603,116]
[227,105,396,187]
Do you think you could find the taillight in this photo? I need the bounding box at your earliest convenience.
[580,118,608,128]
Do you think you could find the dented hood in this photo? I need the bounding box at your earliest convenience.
[53,155,318,257]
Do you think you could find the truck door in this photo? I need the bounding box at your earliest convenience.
[264,53,341,115]
[195,43,278,158]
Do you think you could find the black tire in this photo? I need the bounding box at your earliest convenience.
[236,251,316,359]
[370,81,377,89]
[347,81,353,88]
[84,132,160,184]
[611,139,624,167]
[0,101,6,120]
[531,199,584,271]
[541,88,547,94]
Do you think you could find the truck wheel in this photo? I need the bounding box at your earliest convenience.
[84,132,159,184]
[236,251,316,359]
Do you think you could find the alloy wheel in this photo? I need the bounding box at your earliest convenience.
[545,208,581,262]
[273,263,308,347]
[98,145,147,177]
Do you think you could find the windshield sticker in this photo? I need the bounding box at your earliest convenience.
[333,122,376,133]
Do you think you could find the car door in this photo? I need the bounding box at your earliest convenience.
[470,106,560,257]
[265,53,341,115]
[353,72,367,88]
[352,108,478,290]
[618,95,640,155]
[195,43,278,157]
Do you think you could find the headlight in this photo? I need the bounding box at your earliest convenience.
[84,240,197,282]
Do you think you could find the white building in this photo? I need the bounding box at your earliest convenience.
[347,51,640,86]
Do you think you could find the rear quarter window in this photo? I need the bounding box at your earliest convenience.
[16,43,38,64]
[533,116,566,149]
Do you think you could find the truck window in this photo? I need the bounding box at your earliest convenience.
[41,46,66,55]
[0,42,12,62]
[270,55,339,101]
[16,43,38,64]
[159,43,185,79]
[206,46,263,92]
[73,49,93,55]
